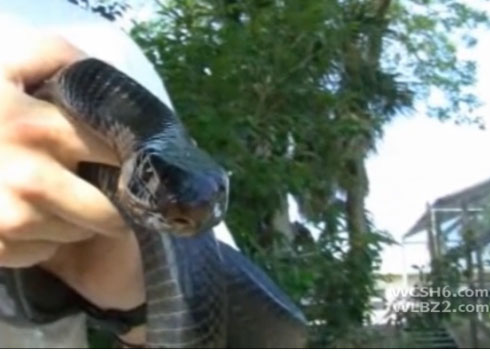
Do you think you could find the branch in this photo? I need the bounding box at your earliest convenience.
[375,0,392,19]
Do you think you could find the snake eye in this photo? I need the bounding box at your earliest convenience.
[128,178,140,196]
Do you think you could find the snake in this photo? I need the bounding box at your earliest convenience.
[30,58,307,347]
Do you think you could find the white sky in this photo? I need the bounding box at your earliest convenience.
[368,17,490,273]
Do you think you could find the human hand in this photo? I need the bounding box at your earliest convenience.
[0,32,144,314]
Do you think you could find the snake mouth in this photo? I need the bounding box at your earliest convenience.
[121,190,221,236]
[139,211,214,237]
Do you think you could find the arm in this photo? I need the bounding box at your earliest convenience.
[0,32,145,344]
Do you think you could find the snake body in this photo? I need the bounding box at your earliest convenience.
[35,58,306,347]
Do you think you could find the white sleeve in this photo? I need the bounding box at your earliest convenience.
[0,0,172,107]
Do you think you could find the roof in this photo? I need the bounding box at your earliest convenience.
[404,177,490,238]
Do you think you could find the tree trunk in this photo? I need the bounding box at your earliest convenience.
[340,0,392,324]
[345,152,369,252]
[342,0,391,258]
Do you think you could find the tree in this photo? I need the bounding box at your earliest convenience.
[65,0,129,21]
[130,0,488,345]
[73,0,489,345]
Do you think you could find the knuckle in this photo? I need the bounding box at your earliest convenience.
[1,158,51,201]
[7,120,44,143]
[12,180,43,201]
[0,189,45,241]
[0,209,35,239]
[5,111,58,147]
[18,185,48,203]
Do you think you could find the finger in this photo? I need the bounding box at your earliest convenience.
[0,29,85,88]
[0,239,59,268]
[11,155,129,237]
[6,218,94,243]
[0,188,94,243]
[3,94,118,167]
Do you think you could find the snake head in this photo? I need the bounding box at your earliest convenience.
[118,145,229,236]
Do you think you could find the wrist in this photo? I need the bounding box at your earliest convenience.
[116,325,146,348]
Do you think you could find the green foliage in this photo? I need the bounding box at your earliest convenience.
[129,0,488,346]
[387,0,488,124]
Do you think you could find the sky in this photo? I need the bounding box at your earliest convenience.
[367,20,490,273]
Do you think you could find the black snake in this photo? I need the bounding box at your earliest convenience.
[30,58,306,347]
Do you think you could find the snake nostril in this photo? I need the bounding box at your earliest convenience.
[210,172,228,198]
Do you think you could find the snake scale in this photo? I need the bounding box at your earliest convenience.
[33,58,307,347]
